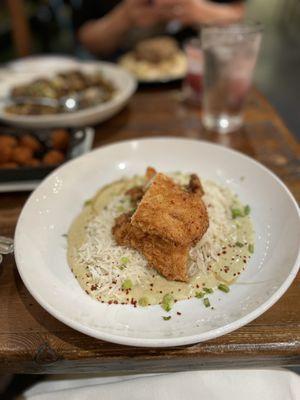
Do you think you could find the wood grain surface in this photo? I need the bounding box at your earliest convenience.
[0,87,299,374]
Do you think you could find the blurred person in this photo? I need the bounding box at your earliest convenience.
[73,0,245,57]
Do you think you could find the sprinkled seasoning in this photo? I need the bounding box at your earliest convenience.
[203,298,210,308]
[218,283,230,293]
[161,293,174,312]
[122,279,132,290]
[163,316,171,321]
[138,297,148,307]
[244,205,251,215]
[231,208,244,219]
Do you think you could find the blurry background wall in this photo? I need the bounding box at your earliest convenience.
[0,0,299,136]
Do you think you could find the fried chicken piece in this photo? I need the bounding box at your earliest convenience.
[51,129,70,151]
[0,135,17,148]
[188,174,205,196]
[125,167,157,204]
[131,173,209,246]
[0,146,13,164]
[126,186,144,203]
[113,213,189,281]
[19,134,41,153]
[11,146,33,165]
[43,150,64,165]
[145,166,157,181]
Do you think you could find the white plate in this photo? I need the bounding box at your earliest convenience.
[0,61,136,128]
[14,138,300,347]
[7,55,79,73]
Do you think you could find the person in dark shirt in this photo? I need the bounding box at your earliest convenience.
[73,0,245,57]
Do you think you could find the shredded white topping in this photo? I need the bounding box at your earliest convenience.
[74,175,238,300]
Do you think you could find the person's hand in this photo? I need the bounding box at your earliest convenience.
[155,0,205,25]
[155,0,245,26]
[121,0,164,28]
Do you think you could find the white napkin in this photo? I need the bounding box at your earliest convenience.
[21,369,300,400]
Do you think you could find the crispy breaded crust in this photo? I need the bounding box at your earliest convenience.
[131,173,209,245]
[113,213,189,282]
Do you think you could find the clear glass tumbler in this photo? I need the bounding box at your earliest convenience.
[182,38,204,106]
[202,21,262,134]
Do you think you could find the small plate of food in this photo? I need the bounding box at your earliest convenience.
[0,127,94,192]
[119,36,187,83]
[0,61,136,128]
[14,138,300,347]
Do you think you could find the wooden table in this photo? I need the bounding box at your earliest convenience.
[0,87,299,374]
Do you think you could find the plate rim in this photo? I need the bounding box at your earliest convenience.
[14,137,300,347]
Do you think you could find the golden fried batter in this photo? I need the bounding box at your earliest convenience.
[131,173,208,245]
[113,213,189,281]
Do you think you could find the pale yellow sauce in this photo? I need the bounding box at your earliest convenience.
[67,177,254,307]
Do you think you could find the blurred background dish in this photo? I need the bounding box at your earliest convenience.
[0,126,94,192]
[0,60,136,128]
[119,36,187,83]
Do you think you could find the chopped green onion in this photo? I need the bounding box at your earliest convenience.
[203,287,213,294]
[121,279,132,290]
[195,291,204,298]
[231,208,244,219]
[235,241,244,247]
[163,316,171,321]
[248,244,254,254]
[118,265,125,271]
[161,293,174,312]
[203,298,210,308]
[138,297,148,307]
[244,205,251,215]
[84,199,92,207]
[120,257,129,265]
[218,283,230,293]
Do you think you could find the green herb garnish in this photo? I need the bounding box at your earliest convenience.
[244,205,251,215]
[121,279,132,290]
[120,257,129,265]
[203,287,213,294]
[203,298,210,308]
[84,199,92,207]
[195,291,204,298]
[163,316,171,321]
[218,283,230,293]
[235,241,244,247]
[161,293,174,312]
[231,208,244,219]
[248,244,254,254]
[138,297,148,307]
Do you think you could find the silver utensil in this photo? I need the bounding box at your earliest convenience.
[2,87,108,113]
[2,95,80,112]
[0,236,14,265]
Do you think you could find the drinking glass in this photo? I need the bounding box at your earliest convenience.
[182,38,204,106]
[202,21,262,134]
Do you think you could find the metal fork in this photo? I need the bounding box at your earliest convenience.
[0,236,14,265]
